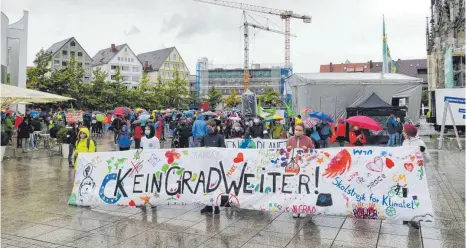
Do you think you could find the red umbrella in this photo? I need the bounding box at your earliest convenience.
[346,116,383,131]
[113,107,132,117]
[6,110,16,115]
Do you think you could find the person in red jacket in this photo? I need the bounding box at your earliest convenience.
[133,124,143,149]
[335,118,346,147]
[155,117,163,139]
[349,125,366,146]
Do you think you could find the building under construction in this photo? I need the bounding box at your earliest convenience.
[194,57,292,97]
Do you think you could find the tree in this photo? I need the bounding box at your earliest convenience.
[188,91,201,107]
[27,49,53,91]
[165,69,189,109]
[223,89,241,108]
[258,86,282,107]
[49,54,85,98]
[204,86,223,109]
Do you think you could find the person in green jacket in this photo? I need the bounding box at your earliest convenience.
[4,114,14,142]
[271,120,283,139]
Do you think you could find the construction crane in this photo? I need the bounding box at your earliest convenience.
[193,0,311,68]
[242,11,297,89]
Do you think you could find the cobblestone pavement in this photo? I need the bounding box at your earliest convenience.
[1,134,464,248]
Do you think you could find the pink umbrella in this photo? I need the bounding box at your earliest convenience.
[346,116,383,131]
[6,110,16,115]
[303,117,319,128]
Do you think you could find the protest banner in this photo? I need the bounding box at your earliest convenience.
[65,112,83,123]
[225,139,287,149]
[68,147,433,221]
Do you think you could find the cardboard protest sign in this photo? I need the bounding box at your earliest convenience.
[65,112,83,123]
[225,139,287,149]
[69,147,433,221]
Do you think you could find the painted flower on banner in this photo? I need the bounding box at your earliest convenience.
[165,150,181,164]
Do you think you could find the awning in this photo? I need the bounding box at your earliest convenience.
[1,84,74,108]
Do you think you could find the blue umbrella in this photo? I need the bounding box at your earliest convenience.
[30,110,39,118]
[308,112,334,123]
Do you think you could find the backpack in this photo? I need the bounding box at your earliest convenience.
[87,139,97,152]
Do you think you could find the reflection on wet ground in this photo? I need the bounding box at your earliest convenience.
[1,133,464,247]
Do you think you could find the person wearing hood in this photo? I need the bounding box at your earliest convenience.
[192,115,208,147]
[335,118,347,147]
[175,118,191,148]
[245,117,264,139]
[349,126,366,146]
[73,127,96,169]
[200,119,225,215]
[117,125,132,151]
[111,115,124,144]
[141,125,160,149]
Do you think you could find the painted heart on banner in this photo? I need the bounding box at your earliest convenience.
[385,158,395,169]
[366,157,383,172]
[233,153,244,163]
[129,200,136,206]
[404,163,414,172]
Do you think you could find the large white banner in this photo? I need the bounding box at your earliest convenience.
[69,147,433,221]
[225,139,287,149]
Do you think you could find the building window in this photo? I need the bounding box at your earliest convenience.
[125,48,128,52]
[54,60,60,64]
[117,57,120,61]
[111,75,117,80]
[133,66,140,72]
[84,76,90,82]
[132,76,140,81]
[77,52,83,57]
[122,76,130,81]
[165,63,168,69]
[85,62,90,67]
[70,41,76,46]
[131,58,134,62]
[77,62,83,67]
[62,50,68,55]
[121,66,130,71]
[70,51,75,56]
[62,61,67,66]
[173,54,177,60]
[111,65,118,70]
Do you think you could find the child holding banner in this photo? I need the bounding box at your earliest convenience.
[73,127,96,169]
[286,123,314,218]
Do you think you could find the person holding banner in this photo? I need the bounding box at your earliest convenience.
[73,127,96,169]
[286,123,314,218]
[200,119,225,214]
[141,125,160,150]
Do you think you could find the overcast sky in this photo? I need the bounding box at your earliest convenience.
[3,0,430,73]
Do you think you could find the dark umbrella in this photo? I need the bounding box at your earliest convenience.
[114,107,133,117]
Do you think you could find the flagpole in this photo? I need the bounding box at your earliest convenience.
[382,15,387,77]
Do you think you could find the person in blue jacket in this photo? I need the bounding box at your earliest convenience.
[192,115,207,147]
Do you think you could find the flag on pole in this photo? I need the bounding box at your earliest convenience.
[382,16,397,73]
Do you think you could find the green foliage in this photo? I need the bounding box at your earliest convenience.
[223,89,241,108]
[165,69,189,109]
[257,86,282,107]
[56,128,69,143]
[204,86,223,109]
[26,48,190,110]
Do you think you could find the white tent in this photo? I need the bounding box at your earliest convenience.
[1,84,73,108]
[287,73,423,122]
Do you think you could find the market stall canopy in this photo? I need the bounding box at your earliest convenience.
[1,84,74,108]
[287,73,422,122]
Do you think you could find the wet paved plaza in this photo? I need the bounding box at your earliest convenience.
[1,134,465,248]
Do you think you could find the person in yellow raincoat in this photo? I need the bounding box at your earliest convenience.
[73,127,96,169]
